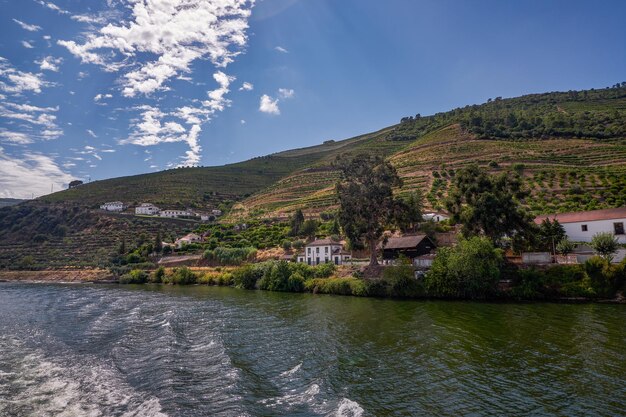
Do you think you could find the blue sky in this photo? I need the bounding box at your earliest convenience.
[0,0,625,198]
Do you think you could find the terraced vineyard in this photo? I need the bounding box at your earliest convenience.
[0,203,192,269]
[238,123,626,217]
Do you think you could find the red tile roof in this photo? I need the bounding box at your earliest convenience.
[307,238,342,247]
[534,207,626,224]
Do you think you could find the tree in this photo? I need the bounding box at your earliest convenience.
[392,191,425,233]
[335,154,402,266]
[301,219,319,238]
[445,164,532,245]
[68,180,83,189]
[556,238,575,255]
[538,219,566,254]
[590,232,619,262]
[290,209,305,236]
[154,231,163,253]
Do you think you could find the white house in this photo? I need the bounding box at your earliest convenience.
[100,201,124,212]
[135,203,160,215]
[297,238,352,265]
[422,211,450,222]
[175,233,203,248]
[535,207,626,244]
[211,209,223,216]
[160,209,192,218]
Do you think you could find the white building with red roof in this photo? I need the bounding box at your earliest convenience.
[534,207,626,243]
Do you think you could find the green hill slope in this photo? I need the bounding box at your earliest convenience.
[2,84,626,269]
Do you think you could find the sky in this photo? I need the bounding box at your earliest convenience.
[0,0,625,199]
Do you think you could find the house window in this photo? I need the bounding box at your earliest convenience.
[307,248,311,254]
[316,257,319,265]
[325,247,328,253]
[614,222,625,235]
[307,259,311,265]
[316,247,319,253]
[335,257,339,265]
[581,225,588,232]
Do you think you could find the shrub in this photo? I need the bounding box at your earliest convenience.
[510,268,545,299]
[585,256,620,297]
[425,237,502,299]
[168,267,197,285]
[232,264,265,289]
[383,264,423,298]
[258,261,292,291]
[203,246,257,265]
[313,262,336,278]
[120,269,149,284]
[287,272,306,292]
[590,232,619,262]
[150,266,166,283]
[305,278,353,295]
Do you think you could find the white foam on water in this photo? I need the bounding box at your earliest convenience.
[279,362,302,378]
[0,344,169,417]
[334,398,365,417]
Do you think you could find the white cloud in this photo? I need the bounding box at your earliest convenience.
[0,57,50,94]
[13,19,42,32]
[0,130,33,145]
[21,41,35,49]
[278,88,295,99]
[35,1,70,15]
[87,129,98,138]
[275,46,288,53]
[36,56,63,72]
[0,150,74,198]
[59,0,255,97]
[259,94,280,115]
[239,81,253,91]
[93,93,113,103]
[240,119,246,124]
[259,88,295,116]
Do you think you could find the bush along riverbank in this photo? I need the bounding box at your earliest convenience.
[115,238,626,302]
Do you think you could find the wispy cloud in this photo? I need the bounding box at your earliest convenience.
[13,19,42,32]
[21,40,35,49]
[0,149,74,198]
[0,56,50,94]
[278,88,295,99]
[86,129,98,138]
[239,81,254,91]
[275,46,289,53]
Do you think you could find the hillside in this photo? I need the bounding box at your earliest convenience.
[1,84,626,268]
[236,85,626,218]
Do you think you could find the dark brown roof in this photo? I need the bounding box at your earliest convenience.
[378,235,429,250]
[307,238,342,247]
[534,207,626,225]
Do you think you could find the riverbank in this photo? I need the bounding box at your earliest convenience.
[0,269,116,283]
[2,267,625,304]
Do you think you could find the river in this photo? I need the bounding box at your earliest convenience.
[0,283,624,416]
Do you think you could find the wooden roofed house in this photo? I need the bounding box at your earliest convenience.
[378,234,436,264]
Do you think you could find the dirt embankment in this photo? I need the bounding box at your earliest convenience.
[0,269,117,283]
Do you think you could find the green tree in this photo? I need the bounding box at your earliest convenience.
[301,219,319,238]
[590,232,619,262]
[290,209,305,236]
[394,190,424,233]
[425,236,502,299]
[556,238,575,255]
[154,231,163,253]
[538,219,566,254]
[445,164,532,245]
[335,154,402,266]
